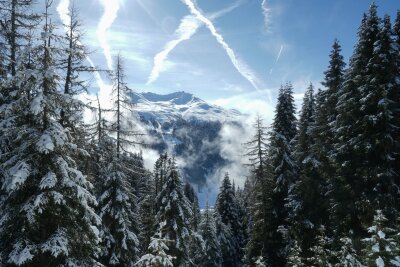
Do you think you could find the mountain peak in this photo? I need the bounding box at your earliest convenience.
[130,91,243,123]
[135,91,202,105]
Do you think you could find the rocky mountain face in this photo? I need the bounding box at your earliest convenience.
[130,91,245,189]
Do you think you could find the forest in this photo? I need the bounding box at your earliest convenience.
[0,0,399,266]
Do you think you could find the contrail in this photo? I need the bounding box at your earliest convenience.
[97,0,120,70]
[147,1,243,85]
[147,15,200,85]
[276,45,283,62]
[182,0,260,90]
[261,0,271,32]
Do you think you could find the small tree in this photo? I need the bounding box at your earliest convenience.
[200,205,222,267]
[334,237,362,267]
[287,240,304,267]
[362,210,399,266]
[136,226,174,267]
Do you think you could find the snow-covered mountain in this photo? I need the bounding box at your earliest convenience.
[130,91,242,124]
[130,91,246,189]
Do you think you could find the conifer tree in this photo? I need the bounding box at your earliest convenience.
[289,84,327,262]
[287,240,305,267]
[334,237,363,267]
[97,138,139,266]
[200,205,222,267]
[215,173,245,267]
[138,175,156,254]
[333,3,382,239]
[393,11,400,202]
[0,1,100,265]
[268,82,297,266]
[307,226,331,267]
[244,116,272,265]
[214,212,236,267]
[136,226,174,267]
[153,157,193,266]
[97,54,140,266]
[316,40,346,239]
[184,182,201,231]
[366,14,400,222]
[362,210,399,266]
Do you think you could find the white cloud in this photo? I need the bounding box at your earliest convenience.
[182,0,262,91]
[97,0,121,69]
[57,0,70,26]
[212,89,275,123]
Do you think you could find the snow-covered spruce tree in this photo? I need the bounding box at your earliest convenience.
[268,82,297,266]
[97,54,141,266]
[289,84,330,264]
[287,239,305,267]
[334,236,363,267]
[393,11,400,202]
[253,256,267,267]
[215,173,245,267]
[152,157,193,266]
[244,115,272,265]
[332,3,382,240]
[138,172,156,254]
[315,39,345,252]
[0,1,101,265]
[184,182,201,231]
[153,153,170,198]
[97,138,139,266]
[183,182,205,265]
[200,204,222,267]
[0,0,40,181]
[364,14,400,223]
[307,225,331,267]
[136,225,174,267]
[361,210,399,266]
[214,211,236,267]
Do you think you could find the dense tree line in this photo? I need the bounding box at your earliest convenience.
[0,1,399,267]
[243,3,400,267]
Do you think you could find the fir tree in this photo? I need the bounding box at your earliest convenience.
[244,116,272,265]
[215,173,245,267]
[287,240,305,267]
[138,175,156,254]
[268,82,297,266]
[200,205,222,267]
[136,226,174,267]
[97,54,141,266]
[362,210,399,266]
[307,226,331,267]
[316,40,346,241]
[214,212,236,267]
[184,182,201,231]
[393,11,400,206]
[153,158,193,266]
[334,237,363,267]
[366,14,400,222]
[333,3,382,239]
[0,1,100,265]
[97,138,139,266]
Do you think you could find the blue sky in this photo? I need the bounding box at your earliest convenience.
[56,0,399,122]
